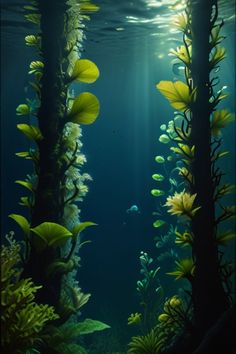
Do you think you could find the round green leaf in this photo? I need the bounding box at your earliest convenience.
[155,155,165,163]
[70,59,100,83]
[153,219,166,228]
[69,92,100,125]
[152,174,165,181]
[151,189,165,197]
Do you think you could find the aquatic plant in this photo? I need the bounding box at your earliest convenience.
[127,313,142,326]
[125,298,191,354]
[156,80,195,112]
[127,251,165,351]
[1,234,58,353]
[175,230,194,247]
[12,0,99,288]
[58,286,91,321]
[167,258,195,282]
[127,328,165,354]
[155,0,235,347]
[154,224,180,265]
[42,318,110,354]
[135,252,164,331]
[158,295,193,334]
[165,191,201,219]
[6,1,111,353]
[211,110,235,137]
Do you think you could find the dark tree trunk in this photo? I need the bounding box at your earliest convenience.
[22,0,68,307]
[190,0,229,336]
[32,0,67,227]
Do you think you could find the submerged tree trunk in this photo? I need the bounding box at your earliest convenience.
[32,0,67,226]
[190,0,229,336]
[22,0,67,307]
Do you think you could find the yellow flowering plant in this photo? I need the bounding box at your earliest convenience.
[165,190,201,219]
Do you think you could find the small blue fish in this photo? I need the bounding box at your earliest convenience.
[126,204,140,214]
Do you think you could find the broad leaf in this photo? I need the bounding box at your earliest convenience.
[9,214,30,236]
[68,92,100,125]
[74,319,110,335]
[70,59,99,83]
[30,222,73,250]
[156,81,193,111]
[17,124,43,141]
[72,221,97,236]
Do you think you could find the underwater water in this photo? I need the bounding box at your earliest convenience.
[1,0,236,353]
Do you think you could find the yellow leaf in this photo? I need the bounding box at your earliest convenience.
[211,110,235,137]
[170,144,194,160]
[17,124,43,141]
[15,151,32,159]
[156,81,193,111]
[70,59,100,83]
[80,2,100,13]
[172,12,188,32]
[210,25,225,48]
[169,45,191,66]
[15,180,34,192]
[68,92,100,125]
[25,35,40,46]
[28,60,44,74]
[210,47,226,69]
